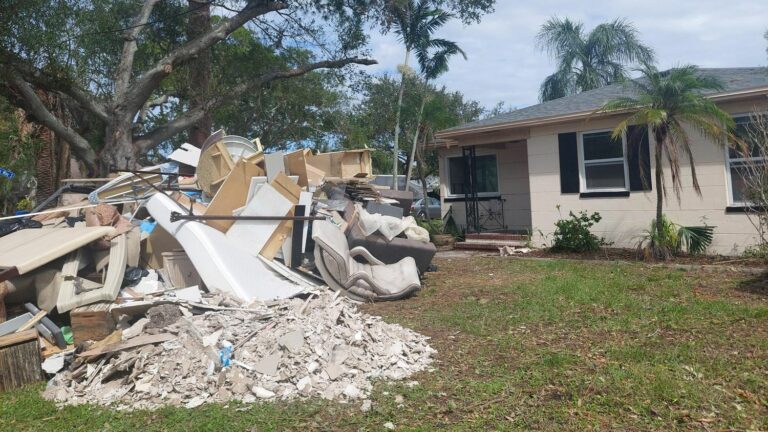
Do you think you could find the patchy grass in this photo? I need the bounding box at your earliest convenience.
[2,257,768,431]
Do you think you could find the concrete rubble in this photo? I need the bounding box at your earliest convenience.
[43,290,435,410]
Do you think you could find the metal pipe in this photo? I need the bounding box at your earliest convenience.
[170,211,325,223]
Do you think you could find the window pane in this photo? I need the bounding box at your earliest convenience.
[585,162,626,189]
[448,157,466,195]
[583,131,623,160]
[730,165,749,203]
[475,155,498,193]
[448,155,499,195]
[429,197,440,206]
[729,116,765,159]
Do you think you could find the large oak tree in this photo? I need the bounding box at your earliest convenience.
[0,0,494,174]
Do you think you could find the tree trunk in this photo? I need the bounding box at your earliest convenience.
[654,128,667,259]
[186,0,212,147]
[392,49,410,190]
[406,86,427,191]
[101,114,138,173]
[416,129,431,221]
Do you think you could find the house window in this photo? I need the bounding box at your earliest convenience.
[447,154,499,196]
[727,115,765,205]
[579,130,629,191]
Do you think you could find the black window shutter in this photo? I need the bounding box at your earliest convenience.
[558,132,579,193]
[627,125,652,191]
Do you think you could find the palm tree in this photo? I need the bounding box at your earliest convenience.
[404,38,466,197]
[601,63,735,259]
[391,0,459,189]
[537,17,654,101]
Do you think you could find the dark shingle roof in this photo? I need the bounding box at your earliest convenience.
[440,67,768,135]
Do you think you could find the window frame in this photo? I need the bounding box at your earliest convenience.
[725,113,767,207]
[445,152,501,198]
[578,128,630,193]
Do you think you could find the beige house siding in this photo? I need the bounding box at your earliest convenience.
[436,96,768,255]
[438,140,532,232]
[527,98,768,255]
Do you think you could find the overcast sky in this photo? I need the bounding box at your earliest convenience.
[365,0,768,110]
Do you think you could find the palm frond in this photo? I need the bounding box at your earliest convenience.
[677,225,714,255]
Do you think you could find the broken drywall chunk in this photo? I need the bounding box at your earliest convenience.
[251,386,276,399]
[278,329,304,353]
[122,318,149,340]
[253,351,281,376]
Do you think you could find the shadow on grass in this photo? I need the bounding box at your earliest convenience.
[736,270,768,298]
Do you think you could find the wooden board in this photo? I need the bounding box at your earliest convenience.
[0,329,43,391]
[70,302,116,344]
[78,333,175,357]
[204,158,266,233]
[285,149,312,188]
[306,149,372,179]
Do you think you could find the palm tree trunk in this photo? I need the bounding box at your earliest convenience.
[405,86,427,191]
[392,49,410,190]
[416,128,431,221]
[654,129,666,259]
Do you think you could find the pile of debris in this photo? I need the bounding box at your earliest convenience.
[44,290,435,409]
[0,130,439,409]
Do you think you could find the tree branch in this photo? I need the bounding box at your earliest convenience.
[123,0,288,116]
[114,0,159,102]
[6,71,97,174]
[0,48,109,122]
[133,56,376,151]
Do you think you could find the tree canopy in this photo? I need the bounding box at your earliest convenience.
[0,0,495,174]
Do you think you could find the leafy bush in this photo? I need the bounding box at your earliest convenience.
[550,210,607,252]
[636,215,714,260]
[743,243,768,260]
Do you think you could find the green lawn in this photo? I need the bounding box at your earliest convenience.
[2,257,768,431]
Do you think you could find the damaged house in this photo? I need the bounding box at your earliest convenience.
[433,67,768,255]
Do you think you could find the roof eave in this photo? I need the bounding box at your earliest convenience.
[436,85,768,140]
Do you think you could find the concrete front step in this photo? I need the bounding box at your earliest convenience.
[465,233,529,242]
[455,239,529,251]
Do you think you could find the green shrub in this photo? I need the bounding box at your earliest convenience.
[636,215,714,259]
[743,243,768,259]
[550,210,607,252]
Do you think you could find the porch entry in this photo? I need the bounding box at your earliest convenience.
[456,145,506,234]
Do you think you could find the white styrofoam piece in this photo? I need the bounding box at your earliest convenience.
[245,176,268,204]
[264,151,285,182]
[226,184,293,254]
[146,194,303,302]
[168,143,202,167]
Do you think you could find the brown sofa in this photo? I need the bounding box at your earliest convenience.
[343,204,436,274]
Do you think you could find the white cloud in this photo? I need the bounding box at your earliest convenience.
[366,0,768,109]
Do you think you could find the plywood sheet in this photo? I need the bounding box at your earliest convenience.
[0,227,116,275]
